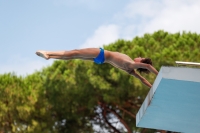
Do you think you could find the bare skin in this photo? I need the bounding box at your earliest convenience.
[36,48,158,88]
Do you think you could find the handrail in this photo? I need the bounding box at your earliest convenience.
[175,61,200,66]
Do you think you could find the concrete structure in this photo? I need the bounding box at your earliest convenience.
[136,66,200,133]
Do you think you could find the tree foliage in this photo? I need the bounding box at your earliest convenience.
[1,30,200,133]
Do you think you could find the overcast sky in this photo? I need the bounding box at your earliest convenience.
[1,0,200,76]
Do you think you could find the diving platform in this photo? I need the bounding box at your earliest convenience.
[136,66,200,133]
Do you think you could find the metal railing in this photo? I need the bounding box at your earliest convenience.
[175,61,200,66]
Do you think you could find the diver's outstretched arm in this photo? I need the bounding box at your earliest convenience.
[131,71,152,88]
[133,63,158,75]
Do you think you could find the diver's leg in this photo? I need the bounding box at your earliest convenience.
[49,55,93,61]
[36,48,100,60]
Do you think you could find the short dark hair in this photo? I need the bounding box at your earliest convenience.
[137,58,152,74]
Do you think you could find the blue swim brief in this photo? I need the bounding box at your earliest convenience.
[93,48,105,64]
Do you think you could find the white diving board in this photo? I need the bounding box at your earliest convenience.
[136,66,200,133]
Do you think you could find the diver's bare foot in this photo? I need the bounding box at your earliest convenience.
[36,50,49,60]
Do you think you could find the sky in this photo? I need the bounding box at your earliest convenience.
[1,0,200,76]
